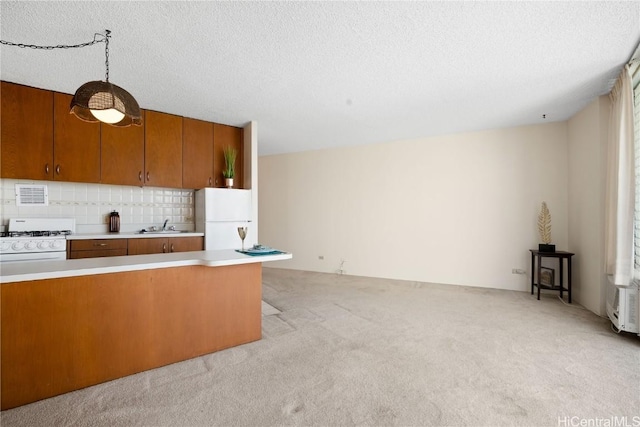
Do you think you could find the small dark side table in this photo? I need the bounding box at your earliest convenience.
[529,250,575,303]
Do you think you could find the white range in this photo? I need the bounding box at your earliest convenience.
[0,218,75,264]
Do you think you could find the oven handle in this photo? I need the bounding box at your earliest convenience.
[0,253,67,263]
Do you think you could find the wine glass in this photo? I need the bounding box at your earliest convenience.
[237,227,247,251]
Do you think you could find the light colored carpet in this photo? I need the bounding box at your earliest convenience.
[2,268,639,426]
[261,300,281,316]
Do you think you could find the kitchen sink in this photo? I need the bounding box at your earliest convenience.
[138,230,187,234]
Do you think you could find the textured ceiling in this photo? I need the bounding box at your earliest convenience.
[1,1,639,155]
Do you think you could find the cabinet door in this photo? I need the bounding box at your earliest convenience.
[53,92,101,183]
[182,117,214,189]
[1,81,54,180]
[168,236,204,253]
[69,249,128,259]
[68,239,128,259]
[213,123,243,189]
[144,111,182,188]
[128,238,169,255]
[101,112,145,186]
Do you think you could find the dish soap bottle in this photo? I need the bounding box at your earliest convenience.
[109,211,120,233]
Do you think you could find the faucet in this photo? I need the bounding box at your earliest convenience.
[162,218,169,231]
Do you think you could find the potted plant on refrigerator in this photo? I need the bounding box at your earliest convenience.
[223,145,237,188]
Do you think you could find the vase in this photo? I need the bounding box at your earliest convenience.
[225,178,234,188]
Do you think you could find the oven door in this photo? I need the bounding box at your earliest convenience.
[0,251,67,264]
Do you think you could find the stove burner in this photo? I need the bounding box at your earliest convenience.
[7,230,72,238]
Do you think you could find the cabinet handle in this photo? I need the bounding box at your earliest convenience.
[93,243,108,247]
[209,177,212,186]
[139,171,143,182]
[162,243,166,253]
[170,244,175,252]
[215,178,219,186]
[56,165,60,175]
[146,172,150,181]
[45,164,50,174]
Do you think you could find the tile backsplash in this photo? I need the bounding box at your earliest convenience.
[0,179,195,234]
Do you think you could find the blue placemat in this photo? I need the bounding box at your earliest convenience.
[236,249,286,256]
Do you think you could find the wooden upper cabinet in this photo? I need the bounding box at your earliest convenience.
[213,123,243,189]
[144,110,183,188]
[1,81,250,190]
[1,81,54,180]
[53,92,101,183]
[182,117,214,189]
[101,112,145,186]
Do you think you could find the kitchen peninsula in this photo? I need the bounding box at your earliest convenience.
[1,249,292,410]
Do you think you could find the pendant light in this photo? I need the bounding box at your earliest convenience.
[70,30,142,127]
[1,30,141,127]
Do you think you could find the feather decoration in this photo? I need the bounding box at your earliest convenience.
[537,202,552,244]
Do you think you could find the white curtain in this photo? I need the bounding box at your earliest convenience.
[605,64,635,286]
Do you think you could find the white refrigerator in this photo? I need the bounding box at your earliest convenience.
[195,188,254,250]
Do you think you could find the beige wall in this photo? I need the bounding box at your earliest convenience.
[567,96,610,315]
[259,122,569,291]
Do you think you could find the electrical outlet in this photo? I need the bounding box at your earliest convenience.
[318,255,324,260]
[512,268,526,274]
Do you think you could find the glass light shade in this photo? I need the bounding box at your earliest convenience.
[90,108,125,124]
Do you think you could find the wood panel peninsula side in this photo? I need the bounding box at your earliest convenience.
[0,250,292,410]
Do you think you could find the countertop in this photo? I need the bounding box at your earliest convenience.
[1,249,292,283]
[67,232,204,240]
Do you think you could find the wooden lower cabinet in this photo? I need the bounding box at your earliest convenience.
[127,237,169,255]
[128,237,203,255]
[168,236,204,253]
[67,237,204,258]
[68,239,128,259]
[1,263,262,409]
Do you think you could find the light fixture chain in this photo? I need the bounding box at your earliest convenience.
[104,30,110,82]
[3,29,141,127]
[0,32,107,50]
